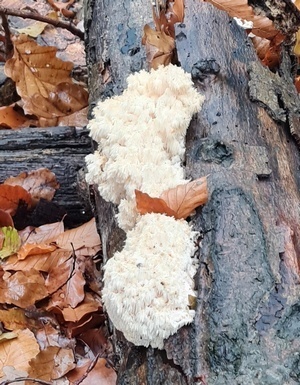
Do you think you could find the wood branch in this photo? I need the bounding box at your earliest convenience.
[0,6,84,40]
[85,0,300,384]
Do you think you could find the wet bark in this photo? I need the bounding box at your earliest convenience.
[0,126,93,227]
[84,1,300,384]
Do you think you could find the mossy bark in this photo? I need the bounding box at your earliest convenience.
[84,1,300,384]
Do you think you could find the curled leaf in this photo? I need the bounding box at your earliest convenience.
[135,190,176,217]
[0,184,32,215]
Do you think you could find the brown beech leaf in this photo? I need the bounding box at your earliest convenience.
[4,168,59,205]
[23,83,89,120]
[136,177,208,219]
[55,218,101,252]
[160,177,208,219]
[135,189,176,217]
[3,249,72,273]
[0,209,14,227]
[0,105,37,129]
[67,358,117,385]
[251,33,284,69]
[0,328,39,377]
[16,243,57,260]
[142,25,175,69]
[46,256,86,308]
[0,184,32,215]
[4,34,74,100]
[0,308,35,331]
[202,0,279,39]
[57,106,88,127]
[18,221,64,244]
[166,0,184,26]
[0,269,47,307]
[29,346,75,380]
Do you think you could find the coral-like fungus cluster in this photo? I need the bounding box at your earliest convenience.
[86,65,204,348]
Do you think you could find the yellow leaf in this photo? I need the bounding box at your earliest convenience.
[0,227,21,260]
[14,12,58,38]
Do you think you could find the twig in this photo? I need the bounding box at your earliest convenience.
[0,6,84,40]
[0,12,13,58]
[73,354,100,385]
[0,377,53,385]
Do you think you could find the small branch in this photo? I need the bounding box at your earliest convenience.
[0,377,53,385]
[0,6,84,40]
[0,12,13,58]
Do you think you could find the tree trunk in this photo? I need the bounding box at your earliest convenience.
[84,1,300,384]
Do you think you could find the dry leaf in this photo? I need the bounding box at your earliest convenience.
[135,190,176,217]
[0,184,32,215]
[58,106,88,127]
[5,34,74,100]
[0,269,48,307]
[142,25,175,69]
[0,105,37,129]
[29,346,75,380]
[136,177,208,219]
[0,332,17,343]
[14,12,58,38]
[0,209,14,227]
[17,243,57,260]
[160,177,208,218]
[4,168,59,205]
[67,358,117,385]
[23,83,89,120]
[0,328,39,377]
[203,0,279,39]
[18,221,64,244]
[3,248,72,273]
[55,218,101,251]
[0,227,21,259]
[0,308,35,331]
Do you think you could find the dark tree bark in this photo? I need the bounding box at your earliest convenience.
[0,126,93,227]
[84,1,300,384]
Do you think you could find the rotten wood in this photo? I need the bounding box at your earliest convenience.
[0,126,93,228]
[85,0,300,384]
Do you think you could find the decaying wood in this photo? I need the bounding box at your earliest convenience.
[0,126,93,227]
[85,0,300,384]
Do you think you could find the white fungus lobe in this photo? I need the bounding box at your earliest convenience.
[85,65,204,348]
[86,64,205,231]
[102,213,198,349]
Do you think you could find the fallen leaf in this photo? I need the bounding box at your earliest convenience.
[135,190,176,217]
[142,24,175,68]
[46,257,86,308]
[55,218,101,251]
[0,308,35,331]
[4,168,59,205]
[0,332,17,343]
[136,177,208,219]
[14,12,58,38]
[0,227,21,259]
[1,366,28,385]
[17,243,57,260]
[0,328,39,377]
[58,106,88,127]
[0,105,37,129]
[5,34,74,100]
[0,209,14,227]
[18,221,64,244]
[0,269,48,307]
[3,249,72,273]
[67,358,117,385]
[29,346,75,380]
[203,0,279,39]
[0,184,32,215]
[160,177,209,218]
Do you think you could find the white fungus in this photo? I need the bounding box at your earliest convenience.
[86,64,205,348]
[102,213,198,349]
[86,64,205,231]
